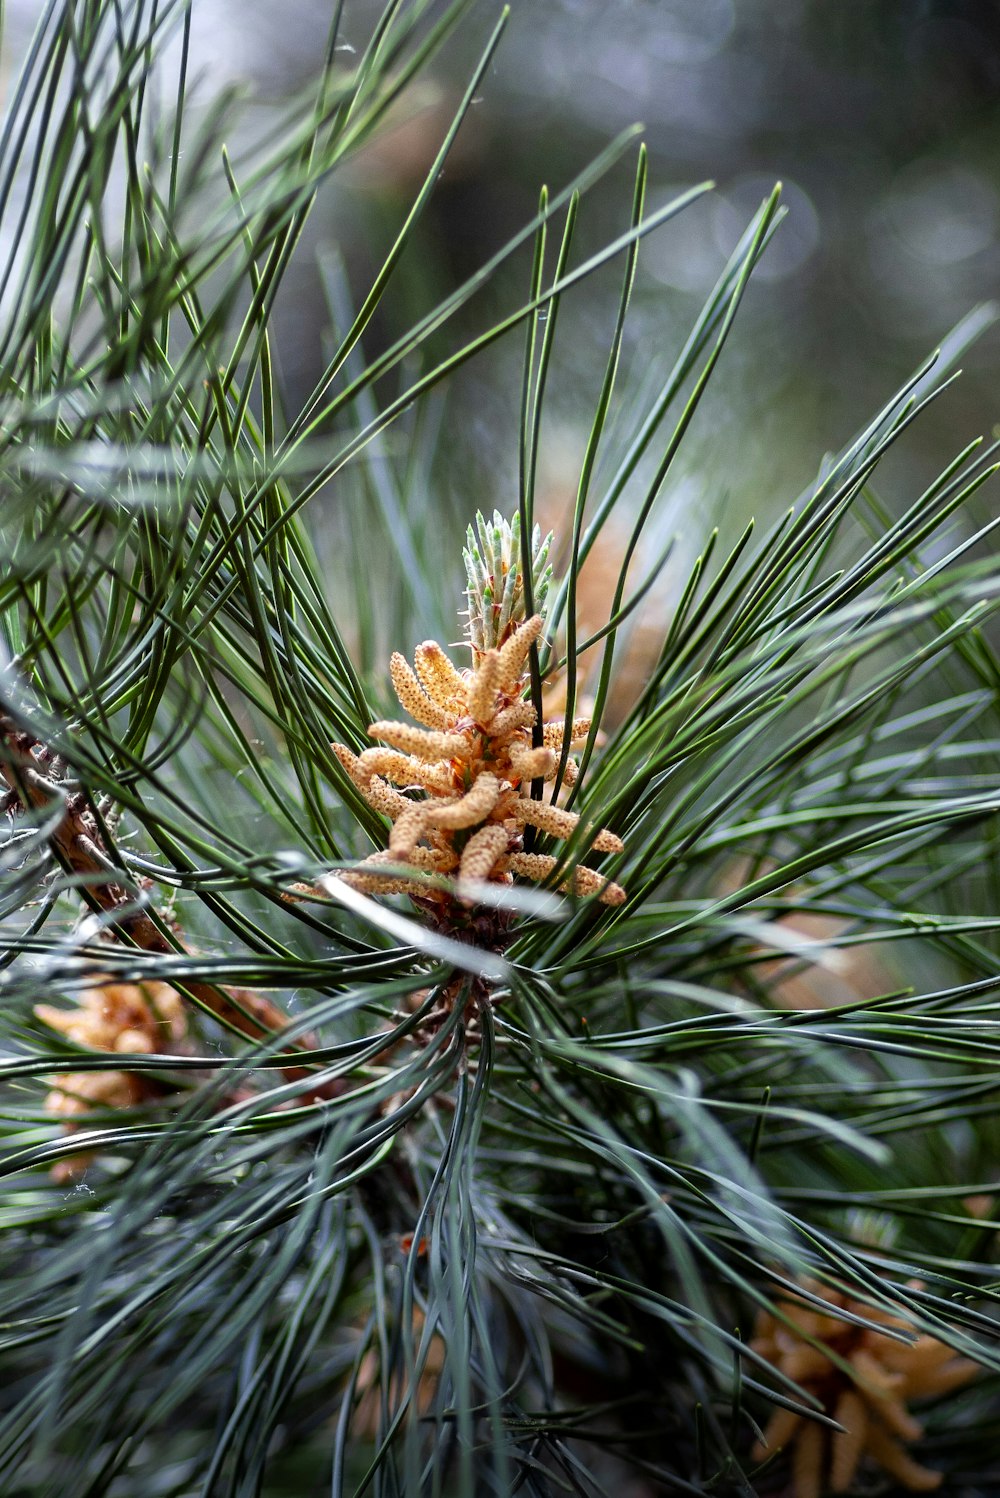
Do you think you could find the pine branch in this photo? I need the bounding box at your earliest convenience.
[0,717,318,1057]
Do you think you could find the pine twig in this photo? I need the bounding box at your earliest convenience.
[0,717,316,1060]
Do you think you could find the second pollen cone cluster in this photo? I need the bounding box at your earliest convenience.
[751,1279,978,1496]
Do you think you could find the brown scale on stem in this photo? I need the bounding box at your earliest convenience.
[751,1278,979,1496]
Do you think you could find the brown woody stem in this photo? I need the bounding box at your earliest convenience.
[0,719,319,1078]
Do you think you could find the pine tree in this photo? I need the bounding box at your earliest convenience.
[1,3,999,1496]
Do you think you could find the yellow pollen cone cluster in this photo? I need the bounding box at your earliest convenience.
[332,613,625,907]
[35,976,187,1180]
[751,1279,978,1496]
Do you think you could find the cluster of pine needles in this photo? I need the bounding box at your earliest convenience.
[1,2,1000,1496]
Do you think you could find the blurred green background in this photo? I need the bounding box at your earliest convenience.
[5,0,999,606]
